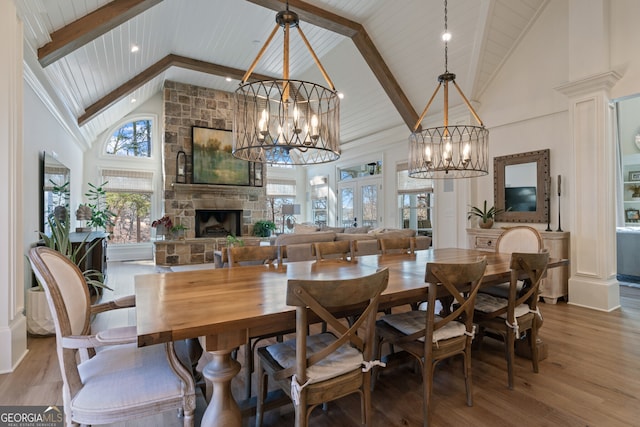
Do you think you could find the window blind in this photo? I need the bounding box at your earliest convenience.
[397,162,433,194]
[266,179,297,197]
[101,169,154,193]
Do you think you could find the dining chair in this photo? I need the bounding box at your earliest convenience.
[227,245,281,267]
[375,258,487,427]
[227,244,286,400]
[379,236,416,255]
[474,250,549,389]
[27,246,195,427]
[481,225,543,299]
[255,268,389,427]
[312,240,354,262]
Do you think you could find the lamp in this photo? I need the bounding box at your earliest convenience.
[232,1,340,166]
[408,0,489,179]
[281,203,300,233]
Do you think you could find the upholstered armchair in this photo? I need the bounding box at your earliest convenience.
[28,246,196,427]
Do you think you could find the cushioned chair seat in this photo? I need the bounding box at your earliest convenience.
[74,343,184,420]
[381,310,466,343]
[474,293,531,318]
[265,332,364,384]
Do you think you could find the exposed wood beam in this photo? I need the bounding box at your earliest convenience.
[78,54,274,126]
[38,0,163,67]
[247,0,419,131]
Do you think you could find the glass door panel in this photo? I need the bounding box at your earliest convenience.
[339,185,355,228]
[361,184,378,228]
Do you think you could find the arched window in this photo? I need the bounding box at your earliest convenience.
[105,119,152,157]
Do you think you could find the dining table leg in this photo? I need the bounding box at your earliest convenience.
[200,349,242,427]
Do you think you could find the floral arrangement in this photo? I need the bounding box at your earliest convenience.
[151,215,173,229]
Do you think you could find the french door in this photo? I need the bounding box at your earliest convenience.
[338,177,381,229]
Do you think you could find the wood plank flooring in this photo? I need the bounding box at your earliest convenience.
[1,261,638,426]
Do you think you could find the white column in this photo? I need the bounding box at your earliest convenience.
[556,0,620,311]
[0,0,27,372]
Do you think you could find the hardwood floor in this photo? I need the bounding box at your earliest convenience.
[2,261,638,426]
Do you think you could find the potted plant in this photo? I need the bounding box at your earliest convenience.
[152,215,173,239]
[84,181,115,232]
[467,200,509,229]
[226,234,244,247]
[28,213,112,335]
[253,220,277,237]
[170,223,188,240]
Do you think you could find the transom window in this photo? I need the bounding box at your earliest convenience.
[106,119,152,157]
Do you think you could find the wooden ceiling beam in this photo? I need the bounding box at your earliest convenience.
[38,0,163,67]
[78,54,274,126]
[247,0,419,131]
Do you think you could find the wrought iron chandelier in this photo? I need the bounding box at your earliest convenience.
[408,0,489,179]
[232,2,340,166]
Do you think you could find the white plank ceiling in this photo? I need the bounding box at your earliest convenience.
[17,0,546,148]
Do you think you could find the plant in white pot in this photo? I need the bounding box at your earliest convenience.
[467,200,509,229]
[27,213,112,335]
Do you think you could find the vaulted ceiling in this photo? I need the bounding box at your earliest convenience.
[18,0,546,149]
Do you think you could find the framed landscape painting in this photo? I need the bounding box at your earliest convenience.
[192,127,250,185]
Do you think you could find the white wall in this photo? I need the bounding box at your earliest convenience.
[23,83,85,264]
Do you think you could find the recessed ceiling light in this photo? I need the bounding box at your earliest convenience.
[225,77,232,82]
[131,45,139,53]
[131,98,137,103]
[337,92,344,99]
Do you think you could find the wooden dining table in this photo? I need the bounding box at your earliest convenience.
[135,248,568,427]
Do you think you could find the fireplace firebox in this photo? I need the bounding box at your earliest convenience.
[195,209,242,238]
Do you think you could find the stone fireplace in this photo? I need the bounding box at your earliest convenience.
[195,209,242,237]
[161,80,269,240]
[154,81,269,265]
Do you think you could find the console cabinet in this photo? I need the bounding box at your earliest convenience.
[466,228,570,303]
[70,231,108,282]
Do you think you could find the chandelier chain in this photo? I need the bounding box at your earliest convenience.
[444,0,448,72]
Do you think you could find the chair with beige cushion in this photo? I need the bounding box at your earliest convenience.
[27,246,195,427]
[481,225,543,299]
[474,251,549,389]
[375,258,487,427]
[255,268,389,427]
[313,240,354,262]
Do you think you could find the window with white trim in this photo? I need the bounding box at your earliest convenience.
[266,178,297,233]
[105,119,152,157]
[101,169,153,244]
[397,162,434,237]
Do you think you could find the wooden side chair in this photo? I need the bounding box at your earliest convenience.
[255,268,389,427]
[379,236,416,255]
[375,258,487,427]
[227,244,285,399]
[27,246,195,427]
[227,245,281,267]
[474,250,549,389]
[312,240,354,262]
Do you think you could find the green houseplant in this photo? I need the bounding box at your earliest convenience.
[253,220,277,237]
[467,200,509,229]
[84,181,115,232]
[28,213,112,335]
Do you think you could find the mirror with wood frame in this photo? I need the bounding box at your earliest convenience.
[494,149,549,223]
